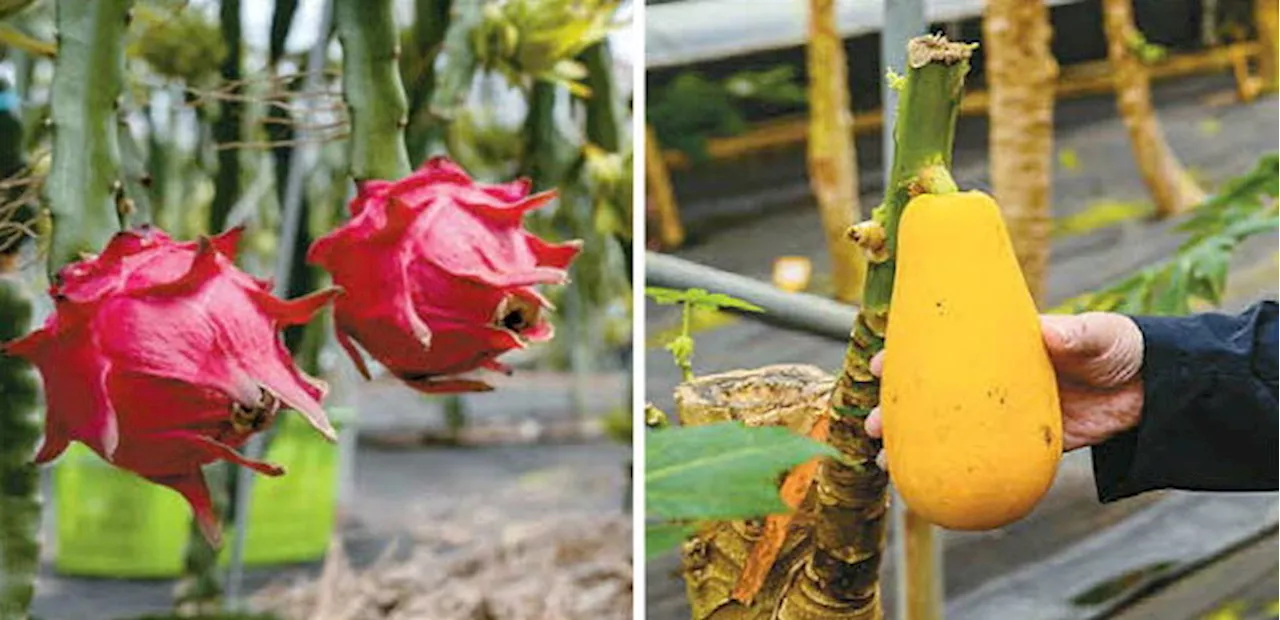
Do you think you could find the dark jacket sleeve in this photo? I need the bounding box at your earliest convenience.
[1092,300,1278,502]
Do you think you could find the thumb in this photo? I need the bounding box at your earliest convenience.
[1039,312,1144,387]
[1040,313,1112,359]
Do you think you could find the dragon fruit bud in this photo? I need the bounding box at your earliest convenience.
[2,226,339,546]
[307,157,581,393]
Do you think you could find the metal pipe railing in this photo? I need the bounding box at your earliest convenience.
[645,250,857,341]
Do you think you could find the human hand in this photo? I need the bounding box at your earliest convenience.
[863,312,1146,470]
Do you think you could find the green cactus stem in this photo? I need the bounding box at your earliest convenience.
[0,277,40,620]
[405,0,452,159]
[336,0,412,182]
[45,0,133,275]
[269,0,299,66]
[118,113,152,227]
[208,0,242,233]
[581,41,621,153]
[428,0,482,122]
[521,80,558,191]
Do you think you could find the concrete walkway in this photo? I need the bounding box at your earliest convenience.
[31,368,632,620]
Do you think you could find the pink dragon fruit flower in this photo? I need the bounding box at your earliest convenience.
[2,226,339,546]
[307,157,581,393]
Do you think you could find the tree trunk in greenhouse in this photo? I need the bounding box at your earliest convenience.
[806,0,866,303]
[645,124,685,249]
[676,365,834,619]
[677,35,975,620]
[983,0,1058,301]
[1258,0,1279,90]
[1101,0,1205,218]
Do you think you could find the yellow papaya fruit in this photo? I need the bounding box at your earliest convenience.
[881,190,1061,530]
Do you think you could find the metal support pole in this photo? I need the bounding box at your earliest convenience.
[646,251,857,341]
[225,0,334,606]
[881,0,926,187]
[881,4,940,619]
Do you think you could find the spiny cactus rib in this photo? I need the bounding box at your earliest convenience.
[46,0,134,275]
[0,278,40,620]
[335,0,412,182]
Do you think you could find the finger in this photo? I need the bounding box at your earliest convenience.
[1039,314,1075,356]
[1043,313,1144,387]
[875,450,888,471]
[1039,315,1090,358]
[864,406,882,438]
[1058,381,1144,448]
[870,351,885,377]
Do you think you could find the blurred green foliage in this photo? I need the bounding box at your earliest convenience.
[1056,154,1278,315]
[648,66,807,161]
[646,286,763,381]
[645,421,834,558]
[471,0,620,95]
[131,4,227,86]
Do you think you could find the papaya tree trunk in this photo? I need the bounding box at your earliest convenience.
[1258,0,1278,90]
[677,35,975,620]
[792,35,971,619]
[1101,0,1205,218]
[0,278,39,620]
[983,0,1058,301]
[677,366,834,619]
[645,124,685,248]
[806,0,865,303]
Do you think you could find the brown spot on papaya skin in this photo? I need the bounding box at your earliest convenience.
[1041,425,1053,446]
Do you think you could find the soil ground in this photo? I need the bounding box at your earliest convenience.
[30,372,632,620]
[645,72,1278,619]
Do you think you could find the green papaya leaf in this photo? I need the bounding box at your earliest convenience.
[690,292,764,313]
[646,522,697,559]
[646,422,835,521]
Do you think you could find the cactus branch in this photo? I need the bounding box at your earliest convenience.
[208,0,243,233]
[428,0,482,121]
[46,0,133,275]
[405,0,452,159]
[581,41,622,153]
[336,0,411,182]
[0,278,39,620]
[796,34,973,615]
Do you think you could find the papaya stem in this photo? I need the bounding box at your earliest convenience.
[797,33,973,614]
[45,0,132,276]
[335,0,412,182]
[677,300,694,382]
[910,164,958,197]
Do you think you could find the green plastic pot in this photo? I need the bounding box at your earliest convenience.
[53,408,350,577]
